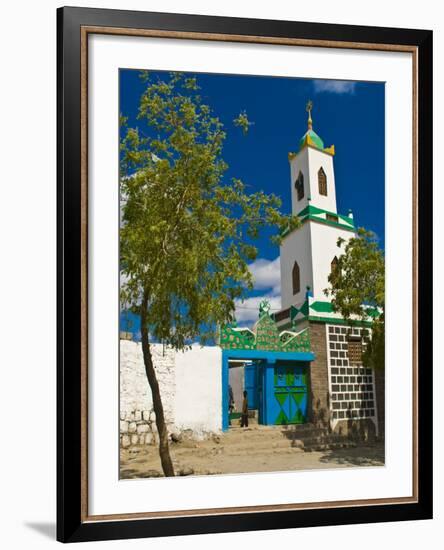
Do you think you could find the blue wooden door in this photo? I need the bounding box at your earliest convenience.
[271,365,308,424]
[244,364,259,409]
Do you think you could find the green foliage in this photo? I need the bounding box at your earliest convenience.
[362,317,385,371]
[120,72,299,349]
[233,111,253,134]
[325,227,385,369]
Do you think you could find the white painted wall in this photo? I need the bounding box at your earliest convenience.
[174,345,222,435]
[120,340,176,424]
[290,147,310,214]
[280,222,313,308]
[309,221,355,300]
[290,146,337,214]
[120,340,222,438]
[280,220,354,307]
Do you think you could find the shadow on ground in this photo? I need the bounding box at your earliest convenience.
[318,444,385,467]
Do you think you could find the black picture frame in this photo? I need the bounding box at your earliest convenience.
[57,6,433,543]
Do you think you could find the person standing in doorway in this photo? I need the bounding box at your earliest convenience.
[240,390,249,428]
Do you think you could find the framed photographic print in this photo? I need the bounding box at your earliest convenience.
[57,6,433,543]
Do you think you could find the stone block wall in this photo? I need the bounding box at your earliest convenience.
[120,340,222,447]
[308,322,330,426]
[119,409,159,448]
[120,341,176,448]
[374,366,385,437]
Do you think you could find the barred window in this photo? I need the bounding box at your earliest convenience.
[347,338,363,365]
[318,167,327,196]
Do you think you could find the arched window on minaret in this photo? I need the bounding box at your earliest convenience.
[331,256,339,281]
[292,262,300,295]
[295,171,304,201]
[318,167,327,196]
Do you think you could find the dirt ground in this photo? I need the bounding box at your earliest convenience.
[120,424,385,479]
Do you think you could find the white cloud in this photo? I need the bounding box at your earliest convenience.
[236,256,281,328]
[248,256,281,294]
[313,80,357,95]
[233,257,282,326]
[234,294,282,325]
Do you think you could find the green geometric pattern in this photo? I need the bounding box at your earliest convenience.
[273,391,306,424]
[219,327,256,350]
[272,366,308,425]
[220,308,311,353]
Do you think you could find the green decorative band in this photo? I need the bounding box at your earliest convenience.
[300,215,356,232]
[307,315,374,327]
[277,315,374,331]
[282,204,355,238]
[220,310,311,353]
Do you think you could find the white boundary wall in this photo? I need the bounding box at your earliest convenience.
[175,346,222,435]
[120,340,222,443]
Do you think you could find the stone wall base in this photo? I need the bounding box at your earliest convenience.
[120,407,217,448]
[332,418,378,442]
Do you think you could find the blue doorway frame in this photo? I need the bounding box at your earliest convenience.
[222,349,315,431]
[244,363,259,410]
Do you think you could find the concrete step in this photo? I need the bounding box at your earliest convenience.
[225,429,292,440]
[283,430,330,441]
[283,423,328,431]
[216,424,359,455]
[303,441,358,452]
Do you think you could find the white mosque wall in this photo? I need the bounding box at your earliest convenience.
[306,148,337,213]
[280,220,355,308]
[289,147,337,215]
[119,340,222,447]
[290,147,310,214]
[280,221,313,309]
[309,221,355,300]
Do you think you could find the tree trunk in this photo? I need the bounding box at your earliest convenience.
[140,296,175,477]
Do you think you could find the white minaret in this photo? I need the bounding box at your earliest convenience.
[279,101,355,309]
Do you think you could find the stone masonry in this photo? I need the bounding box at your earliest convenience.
[308,321,330,427]
[120,340,175,449]
[374,366,385,437]
[119,339,223,448]
[308,321,383,440]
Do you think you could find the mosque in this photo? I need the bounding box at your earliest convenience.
[221,102,383,437]
[119,102,384,447]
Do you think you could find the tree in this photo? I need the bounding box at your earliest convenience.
[325,228,385,369]
[120,72,299,476]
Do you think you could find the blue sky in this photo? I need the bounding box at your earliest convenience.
[119,69,384,333]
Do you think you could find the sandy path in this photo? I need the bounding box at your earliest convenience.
[120,426,384,479]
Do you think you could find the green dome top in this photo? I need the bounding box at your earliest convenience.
[288,101,334,157]
[299,129,324,151]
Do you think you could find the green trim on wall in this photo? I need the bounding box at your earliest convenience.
[282,204,356,239]
[278,315,374,330]
[297,204,355,226]
[310,301,334,313]
[302,215,355,232]
[307,315,374,327]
